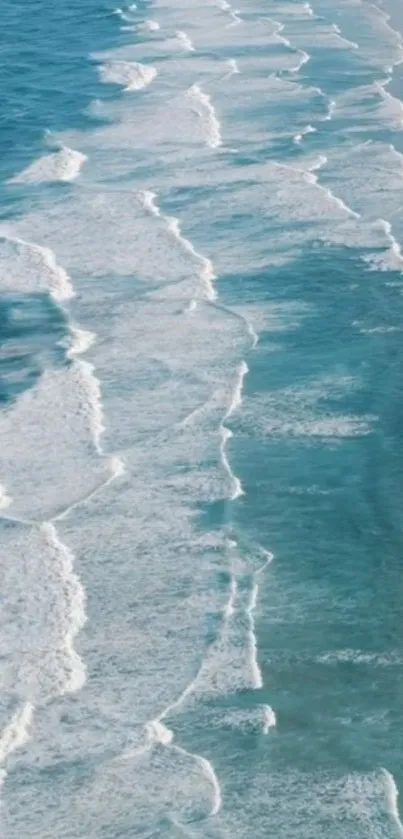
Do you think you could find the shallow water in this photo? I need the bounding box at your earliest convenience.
[1,0,403,836]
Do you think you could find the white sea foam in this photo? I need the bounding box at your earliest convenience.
[272,159,360,219]
[186,84,222,148]
[331,22,359,49]
[9,146,87,184]
[0,703,34,789]
[0,483,12,510]
[262,705,277,733]
[0,365,110,520]
[369,219,403,271]
[382,769,403,838]
[224,575,237,618]
[141,702,222,818]
[289,49,310,72]
[241,375,376,440]
[144,19,160,31]
[99,60,157,91]
[138,188,217,300]
[216,704,276,734]
[219,361,248,500]
[41,522,87,694]
[54,455,125,522]
[294,123,316,144]
[0,235,74,301]
[271,20,291,48]
[66,326,96,358]
[176,30,195,51]
[227,57,240,75]
[317,649,402,665]
[71,360,105,454]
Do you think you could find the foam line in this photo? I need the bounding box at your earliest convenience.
[246,582,263,688]
[226,58,240,76]
[325,98,336,121]
[113,7,136,23]
[229,9,242,26]
[262,705,277,734]
[0,703,34,788]
[176,30,195,51]
[271,20,291,49]
[293,124,316,145]
[224,576,238,618]
[382,769,403,838]
[147,721,222,817]
[74,360,105,455]
[289,49,310,72]
[138,190,217,300]
[144,19,160,31]
[0,483,12,511]
[66,326,96,358]
[9,146,87,184]
[41,522,87,694]
[272,159,360,219]
[375,219,403,268]
[331,22,358,50]
[99,60,157,92]
[218,361,249,501]
[52,456,125,522]
[269,18,311,72]
[0,234,74,301]
[186,84,222,149]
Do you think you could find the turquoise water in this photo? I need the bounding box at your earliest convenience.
[2,0,403,836]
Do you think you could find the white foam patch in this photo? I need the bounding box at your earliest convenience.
[0,484,12,511]
[0,522,86,704]
[138,188,216,299]
[144,19,160,31]
[99,60,157,90]
[315,142,403,270]
[186,84,222,148]
[0,235,74,301]
[7,191,221,295]
[263,0,401,65]
[66,326,96,358]
[319,0,403,67]
[190,768,403,839]
[9,146,87,184]
[176,30,195,51]
[213,704,276,734]
[239,375,376,440]
[208,73,328,150]
[317,649,403,666]
[0,702,34,791]
[0,364,112,520]
[333,81,403,131]
[382,770,403,839]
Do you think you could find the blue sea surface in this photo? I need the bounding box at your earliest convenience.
[1,0,403,836]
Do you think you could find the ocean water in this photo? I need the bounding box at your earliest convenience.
[1,0,403,835]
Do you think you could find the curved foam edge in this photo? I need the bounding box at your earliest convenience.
[0,703,34,789]
[138,189,217,300]
[382,769,403,838]
[9,146,87,185]
[99,60,157,91]
[0,234,75,302]
[186,84,223,149]
[176,30,195,52]
[41,522,87,694]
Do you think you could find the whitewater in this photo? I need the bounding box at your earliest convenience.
[1,0,403,835]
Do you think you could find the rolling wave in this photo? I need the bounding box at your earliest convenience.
[99,59,157,91]
[9,146,87,184]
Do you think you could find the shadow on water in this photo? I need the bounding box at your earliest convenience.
[0,292,69,405]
